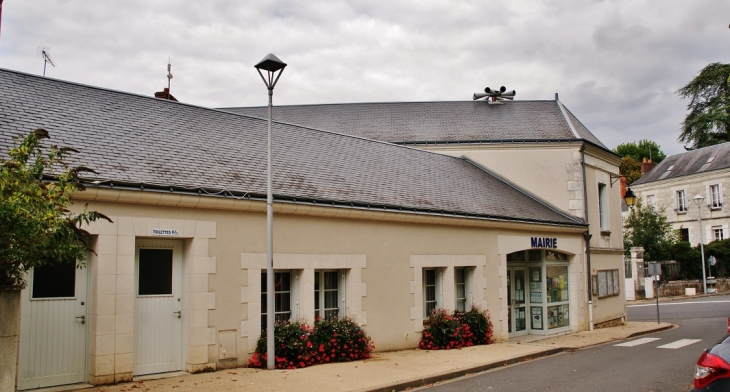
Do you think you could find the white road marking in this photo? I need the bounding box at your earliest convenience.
[627,300,730,308]
[614,337,661,347]
[657,339,702,349]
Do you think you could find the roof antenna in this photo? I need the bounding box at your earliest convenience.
[473,86,516,104]
[37,46,56,77]
[166,58,173,100]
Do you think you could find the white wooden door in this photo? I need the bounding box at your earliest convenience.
[18,262,88,390]
[134,240,183,376]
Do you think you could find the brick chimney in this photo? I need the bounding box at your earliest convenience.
[154,88,178,102]
[620,176,627,198]
[640,157,655,175]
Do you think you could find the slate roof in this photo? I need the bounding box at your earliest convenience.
[220,100,607,148]
[0,68,583,227]
[633,142,730,185]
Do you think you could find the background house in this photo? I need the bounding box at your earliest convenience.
[628,143,729,290]
[631,143,729,246]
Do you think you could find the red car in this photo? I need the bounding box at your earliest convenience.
[692,318,730,391]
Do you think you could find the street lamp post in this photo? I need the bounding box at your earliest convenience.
[693,194,707,295]
[254,53,287,370]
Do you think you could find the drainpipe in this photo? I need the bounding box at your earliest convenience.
[581,144,594,331]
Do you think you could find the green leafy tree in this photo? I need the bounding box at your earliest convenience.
[671,239,730,280]
[623,198,676,262]
[618,156,642,185]
[677,62,730,149]
[613,140,666,164]
[669,241,701,280]
[0,129,110,286]
[705,239,730,277]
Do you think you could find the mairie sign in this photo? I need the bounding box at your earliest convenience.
[531,237,558,249]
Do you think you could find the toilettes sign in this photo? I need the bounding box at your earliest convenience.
[152,229,179,236]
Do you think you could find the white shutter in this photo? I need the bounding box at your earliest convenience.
[720,184,724,207]
[723,224,729,241]
[707,185,712,207]
[437,269,443,308]
[706,226,712,244]
[672,191,678,211]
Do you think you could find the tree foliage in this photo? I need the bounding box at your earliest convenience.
[618,156,642,185]
[623,198,676,262]
[671,239,730,280]
[613,140,666,164]
[0,129,110,286]
[669,241,701,280]
[677,62,730,149]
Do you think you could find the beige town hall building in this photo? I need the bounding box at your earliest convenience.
[0,69,625,389]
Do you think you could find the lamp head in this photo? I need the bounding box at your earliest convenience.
[254,53,287,72]
[624,187,636,208]
[693,194,705,207]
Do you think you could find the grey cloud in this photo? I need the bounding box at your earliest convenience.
[1,0,729,156]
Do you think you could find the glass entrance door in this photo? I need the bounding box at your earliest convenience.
[508,267,528,337]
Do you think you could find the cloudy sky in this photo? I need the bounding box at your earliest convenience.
[1,1,728,155]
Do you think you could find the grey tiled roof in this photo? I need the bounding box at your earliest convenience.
[221,100,607,148]
[633,142,730,185]
[0,68,583,226]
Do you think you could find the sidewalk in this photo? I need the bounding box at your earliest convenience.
[65,322,672,392]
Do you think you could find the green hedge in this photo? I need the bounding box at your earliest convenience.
[420,307,493,350]
[249,317,374,369]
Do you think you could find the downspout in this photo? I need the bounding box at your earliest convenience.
[556,95,594,331]
[581,144,594,331]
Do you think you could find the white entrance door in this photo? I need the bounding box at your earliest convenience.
[18,262,88,390]
[508,267,528,338]
[134,240,183,376]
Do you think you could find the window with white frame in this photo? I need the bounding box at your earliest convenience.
[598,183,608,230]
[315,270,343,320]
[423,268,441,317]
[261,271,292,330]
[676,190,687,213]
[454,267,471,312]
[713,226,726,241]
[709,184,723,209]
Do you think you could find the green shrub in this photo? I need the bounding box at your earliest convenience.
[311,317,374,363]
[456,307,493,345]
[420,306,493,350]
[249,316,374,369]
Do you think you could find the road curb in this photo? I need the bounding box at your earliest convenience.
[358,324,677,392]
[626,324,676,338]
[357,347,565,392]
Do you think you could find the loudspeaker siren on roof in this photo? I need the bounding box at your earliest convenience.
[473,85,516,104]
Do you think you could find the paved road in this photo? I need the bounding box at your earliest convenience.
[416,295,730,392]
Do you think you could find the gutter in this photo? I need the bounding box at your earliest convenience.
[396,138,617,157]
[76,178,587,229]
